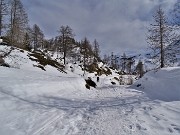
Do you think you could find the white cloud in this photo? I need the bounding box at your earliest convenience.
[22,0,176,55]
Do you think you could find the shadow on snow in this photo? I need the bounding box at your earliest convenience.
[0,87,149,113]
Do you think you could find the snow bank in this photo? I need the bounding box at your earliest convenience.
[131,67,180,101]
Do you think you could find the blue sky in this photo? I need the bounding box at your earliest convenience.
[21,0,177,55]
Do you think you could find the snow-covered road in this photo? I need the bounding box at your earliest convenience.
[0,67,180,135]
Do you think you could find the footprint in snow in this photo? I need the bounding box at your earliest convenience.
[174,127,180,133]
[167,128,173,133]
[170,124,180,133]
[152,115,161,121]
[143,106,152,111]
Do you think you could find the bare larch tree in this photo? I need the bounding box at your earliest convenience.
[147,6,174,68]
[8,0,28,47]
[58,25,74,65]
[0,0,8,37]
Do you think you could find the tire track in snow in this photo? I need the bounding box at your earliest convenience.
[29,109,84,135]
[30,111,62,135]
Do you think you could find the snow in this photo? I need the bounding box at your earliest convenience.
[131,67,180,101]
[0,66,180,135]
[0,45,180,135]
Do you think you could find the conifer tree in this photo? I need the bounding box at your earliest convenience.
[147,6,174,68]
[171,1,180,27]
[93,39,100,62]
[136,60,144,78]
[0,0,8,37]
[8,0,28,47]
[32,24,44,50]
[58,25,74,65]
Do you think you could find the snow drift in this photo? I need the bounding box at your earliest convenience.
[131,67,180,102]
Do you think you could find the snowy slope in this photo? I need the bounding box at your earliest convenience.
[0,45,66,75]
[0,45,120,78]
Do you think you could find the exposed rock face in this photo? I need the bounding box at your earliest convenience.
[85,77,97,89]
[0,56,4,64]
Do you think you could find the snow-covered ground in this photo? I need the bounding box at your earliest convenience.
[0,66,180,135]
[0,45,180,135]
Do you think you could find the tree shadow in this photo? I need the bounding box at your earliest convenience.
[0,87,150,113]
